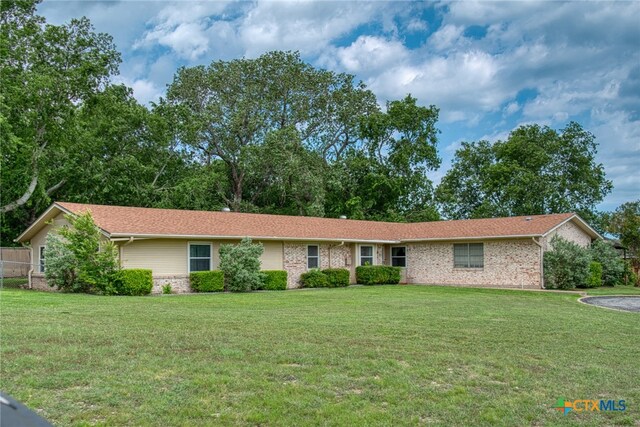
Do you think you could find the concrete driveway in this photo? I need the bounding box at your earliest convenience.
[580,296,640,312]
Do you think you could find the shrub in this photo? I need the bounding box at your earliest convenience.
[322,268,350,287]
[544,236,591,290]
[117,269,153,296]
[583,261,603,288]
[219,238,265,292]
[259,270,287,290]
[301,269,329,288]
[190,270,224,292]
[356,265,401,285]
[45,212,120,294]
[162,284,172,294]
[590,240,626,286]
[44,232,76,291]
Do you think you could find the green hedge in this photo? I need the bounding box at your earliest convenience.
[301,269,329,288]
[322,268,350,287]
[356,265,401,285]
[190,270,224,292]
[260,270,288,290]
[118,269,153,296]
[582,261,603,288]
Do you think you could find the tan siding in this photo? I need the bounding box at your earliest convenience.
[258,241,284,270]
[29,213,70,275]
[121,239,189,275]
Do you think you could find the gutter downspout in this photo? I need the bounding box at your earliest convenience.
[532,237,544,289]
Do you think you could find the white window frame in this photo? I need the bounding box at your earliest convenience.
[39,245,46,273]
[391,246,407,268]
[188,242,213,273]
[453,243,484,269]
[307,244,320,270]
[359,245,376,266]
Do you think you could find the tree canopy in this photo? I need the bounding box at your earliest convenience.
[436,122,612,220]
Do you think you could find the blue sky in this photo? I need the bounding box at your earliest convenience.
[39,0,639,211]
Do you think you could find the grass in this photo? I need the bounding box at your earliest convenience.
[0,277,28,288]
[1,286,638,426]
[582,286,640,296]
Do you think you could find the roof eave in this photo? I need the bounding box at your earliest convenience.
[400,234,542,243]
[15,202,112,243]
[542,214,602,240]
[108,233,400,244]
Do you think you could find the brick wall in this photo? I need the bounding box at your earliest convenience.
[405,239,542,289]
[283,242,355,288]
[543,220,592,250]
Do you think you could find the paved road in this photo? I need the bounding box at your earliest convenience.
[581,296,640,312]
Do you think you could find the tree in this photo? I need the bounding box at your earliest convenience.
[325,95,441,221]
[165,51,378,211]
[1,0,120,243]
[607,201,640,271]
[436,122,612,219]
[219,238,264,292]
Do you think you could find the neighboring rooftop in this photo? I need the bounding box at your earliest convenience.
[16,202,600,243]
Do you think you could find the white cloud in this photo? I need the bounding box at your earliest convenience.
[321,36,409,74]
[428,24,465,51]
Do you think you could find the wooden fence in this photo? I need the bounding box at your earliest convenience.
[0,247,31,278]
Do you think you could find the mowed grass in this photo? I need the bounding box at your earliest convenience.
[1,286,638,426]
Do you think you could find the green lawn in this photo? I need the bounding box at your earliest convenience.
[582,286,640,295]
[1,286,638,426]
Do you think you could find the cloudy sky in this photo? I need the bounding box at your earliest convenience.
[39,0,639,211]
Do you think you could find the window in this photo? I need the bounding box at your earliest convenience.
[454,243,484,268]
[391,246,406,267]
[307,245,319,269]
[189,243,211,272]
[39,246,45,273]
[359,245,374,266]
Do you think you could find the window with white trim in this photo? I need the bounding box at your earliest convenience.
[359,245,374,266]
[39,246,45,273]
[307,245,319,269]
[453,243,484,268]
[189,243,212,272]
[391,246,406,267]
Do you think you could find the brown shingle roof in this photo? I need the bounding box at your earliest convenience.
[50,202,582,243]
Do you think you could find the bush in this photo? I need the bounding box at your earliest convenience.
[117,269,153,296]
[219,238,265,292]
[583,262,603,288]
[45,212,120,294]
[590,240,626,286]
[322,268,350,287]
[356,265,401,285]
[190,270,224,292]
[162,283,172,294]
[258,270,287,290]
[44,232,76,291]
[544,236,591,290]
[301,269,329,288]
